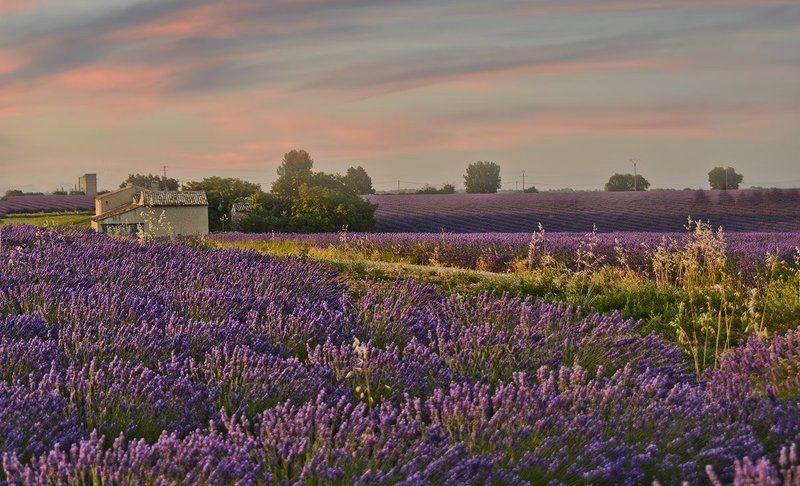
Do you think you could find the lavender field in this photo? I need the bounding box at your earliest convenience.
[1,224,799,483]
[212,230,800,275]
[366,189,800,232]
[0,195,94,217]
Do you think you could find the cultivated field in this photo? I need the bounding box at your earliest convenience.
[0,195,94,216]
[0,211,93,228]
[212,230,800,274]
[3,224,799,483]
[365,188,800,232]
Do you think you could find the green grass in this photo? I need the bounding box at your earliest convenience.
[0,211,93,228]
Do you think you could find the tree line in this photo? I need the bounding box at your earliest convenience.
[179,150,376,233]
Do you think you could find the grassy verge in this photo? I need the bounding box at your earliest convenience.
[0,211,93,228]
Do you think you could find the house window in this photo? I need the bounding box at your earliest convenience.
[100,223,139,236]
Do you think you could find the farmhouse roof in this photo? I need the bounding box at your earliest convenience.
[95,185,144,200]
[139,191,208,207]
[92,203,139,221]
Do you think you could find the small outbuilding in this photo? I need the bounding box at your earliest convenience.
[230,201,252,231]
[92,186,209,237]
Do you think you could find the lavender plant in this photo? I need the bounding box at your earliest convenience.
[0,224,799,484]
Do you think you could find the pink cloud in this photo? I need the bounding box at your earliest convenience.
[0,0,32,14]
[53,66,170,92]
[0,51,22,75]
[114,4,236,40]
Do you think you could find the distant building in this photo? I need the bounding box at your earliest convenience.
[79,174,97,196]
[230,201,252,231]
[92,186,209,236]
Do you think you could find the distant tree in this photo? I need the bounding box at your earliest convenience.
[236,192,290,232]
[416,185,439,195]
[416,183,456,195]
[69,190,85,195]
[340,166,375,195]
[464,161,501,193]
[271,149,315,200]
[605,173,650,192]
[289,184,375,232]
[524,186,539,193]
[183,177,261,232]
[120,174,179,191]
[309,172,354,194]
[2,189,23,200]
[708,166,743,190]
[52,189,68,195]
[227,149,377,233]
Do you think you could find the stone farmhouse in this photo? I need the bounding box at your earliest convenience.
[91,185,209,236]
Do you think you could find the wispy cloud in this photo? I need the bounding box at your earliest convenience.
[0,0,798,191]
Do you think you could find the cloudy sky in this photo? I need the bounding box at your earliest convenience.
[1,0,799,193]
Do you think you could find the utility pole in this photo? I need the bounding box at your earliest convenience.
[161,165,168,179]
[515,180,519,191]
[397,180,400,195]
[522,170,526,192]
[631,158,639,191]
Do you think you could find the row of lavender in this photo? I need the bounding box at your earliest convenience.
[0,195,94,217]
[212,231,800,274]
[364,189,800,232]
[1,225,799,483]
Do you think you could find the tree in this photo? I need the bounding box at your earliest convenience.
[271,150,314,200]
[708,166,743,190]
[226,149,377,233]
[289,184,376,232]
[605,173,650,192]
[416,183,456,195]
[2,189,23,200]
[234,192,290,232]
[120,174,179,191]
[183,177,261,232]
[309,172,353,194]
[463,161,501,193]
[340,166,375,195]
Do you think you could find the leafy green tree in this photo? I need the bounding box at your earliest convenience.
[289,184,376,232]
[235,191,291,232]
[309,172,354,194]
[524,186,539,193]
[708,166,743,190]
[271,150,314,200]
[183,177,261,232]
[120,174,179,191]
[340,166,375,195]
[605,173,650,192]
[464,161,501,193]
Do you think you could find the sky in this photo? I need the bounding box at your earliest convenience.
[0,0,799,193]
